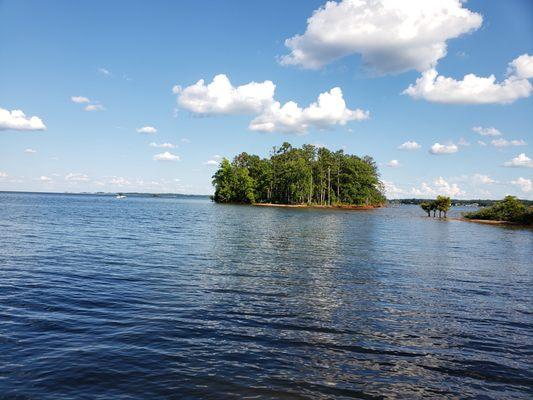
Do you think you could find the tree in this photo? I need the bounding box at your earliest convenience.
[420,202,431,217]
[429,201,437,218]
[212,143,385,206]
[436,196,451,218]
[464,195,532,224]
[212,158,235,203]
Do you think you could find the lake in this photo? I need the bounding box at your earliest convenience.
[1,192,531,399]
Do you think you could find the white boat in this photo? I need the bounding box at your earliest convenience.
[116,194,127,199]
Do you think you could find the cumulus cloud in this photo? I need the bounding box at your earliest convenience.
[65,173,89,182]
[511,177,532,193]
[154,152,180,162]
[39,176,52,182]
[24,148,36,154]
[472,126,502,137]
[403,54,533,104]
[472,174,497,184]
[85,104,104,111]
[137,126,157,134]
[398,141,421,151]
[478,140,487,146]
[411,177,464,197]
[386,159,401,168]
[279,0,482,75]
[429,143,458,155]
[71,96,90,104]
[383,180,405,198]
[0,108,46,131]
[491,138,526,147]
[149,142,176,149]
[503,153,533,168]
[204,160,219,166]
[175,74,275,115]
[0,171,7,179]
[249,87,369,134]
[507,54,533,79]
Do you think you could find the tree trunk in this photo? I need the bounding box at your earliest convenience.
[328,166,331,206]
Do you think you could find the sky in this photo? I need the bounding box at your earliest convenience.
[1,0,532,199]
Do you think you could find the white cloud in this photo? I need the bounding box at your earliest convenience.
[85,104,104,111]
[472,174,497,185]
[24,148,36,154]
[180,138,191,143]
[457,138,470,147]
[0,171,7,179]
[383,180,405,198]
[429,143,458,155]
[507,54,533,79]
[398,141,421,151]
[491,138,527,147]
[280,0,482,75]
[176,74,275,115]
[149,142,176,149]
[503,153,533,168]
[39,176,52,182]
[154,152,180,162]
[0,108,46,131]
[403,54,533,104]
[137,126,157,134]
[98,67,111,76]
[71,96,90,104]
[511,177,532,193]
[433,176,464,197]
[108,176,131,186]
[249,87,369,134]
[478,140,487,146]
[65,173,89,182]
[386,159,401,168]
[472,126,502,137]
[411,177,464,197]
[204,160,219,166]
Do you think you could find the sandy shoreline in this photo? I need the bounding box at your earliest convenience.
[253,203,379,210]
[451,217,526,226]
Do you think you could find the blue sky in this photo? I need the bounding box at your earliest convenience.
[1,0,532,198]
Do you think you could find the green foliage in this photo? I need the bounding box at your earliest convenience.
[420,196,451,218]
[420,202,432,217]
[212,143,386,206]
[435,195,452,218]
[464,196,533,224]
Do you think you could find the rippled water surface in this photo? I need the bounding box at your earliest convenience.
[1,192,532,399]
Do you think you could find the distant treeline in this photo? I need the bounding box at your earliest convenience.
[212,142,385,206]
[391,198,533,207]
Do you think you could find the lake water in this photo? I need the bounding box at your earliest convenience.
[1,192,531,399]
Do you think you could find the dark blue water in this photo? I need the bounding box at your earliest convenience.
[1,192,531,399]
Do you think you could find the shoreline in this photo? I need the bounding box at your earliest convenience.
[253,203,380,210]
[451,217,529,227]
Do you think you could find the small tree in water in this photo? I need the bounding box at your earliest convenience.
[420,197,451,218]
[420,202,432,217]
[436,196,452,218]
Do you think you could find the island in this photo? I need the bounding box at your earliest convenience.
[212,142,385,207]
[463,196,533,226]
